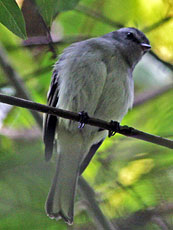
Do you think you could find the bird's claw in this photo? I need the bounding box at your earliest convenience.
[108,120,120,137]
[78,111,89,129]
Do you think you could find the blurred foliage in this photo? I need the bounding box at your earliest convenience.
[0,0,173,229]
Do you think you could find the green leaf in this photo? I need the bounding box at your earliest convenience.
[0,0,26,39]
[34,0,81,26]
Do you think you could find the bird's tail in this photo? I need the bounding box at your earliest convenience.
[45,133,85,225]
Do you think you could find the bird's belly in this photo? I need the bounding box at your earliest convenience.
[94,74,134,122]
[58,72,134,132]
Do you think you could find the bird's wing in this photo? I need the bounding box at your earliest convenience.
[43,70,59,161]
[79,138,104,175]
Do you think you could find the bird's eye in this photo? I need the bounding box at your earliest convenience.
[126,32,135,40]
[126,32,140,44]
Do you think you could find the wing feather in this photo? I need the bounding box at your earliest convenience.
[43,70,59,161]
[79,139,104,175]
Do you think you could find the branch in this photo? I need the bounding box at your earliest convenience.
[0,127,41,140]
[74,202,173,230]
[151,216,170,230]
[0,65,52,88]
[3,35,91,49]
[143,16,173,33]
[1,79,172,112]
[150,51,173,72]
[114,202,173,230]
[134,84,173,107]
[1,84,171,141]
[0,44,42,128]
[0,93,173,149]
[75,5,123,28]
[78,177,118,230]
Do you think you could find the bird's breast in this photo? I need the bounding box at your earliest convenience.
[94,69,134,122]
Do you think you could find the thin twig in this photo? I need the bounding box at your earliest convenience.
[0,44,42,127]
[116,181,147,209]
[150,51,173,72]
[0,93,173,149]
[78,177,118,230]
[143,16,173,33]
[75,5,123,28]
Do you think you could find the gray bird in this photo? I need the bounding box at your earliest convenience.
[43,27,151,224]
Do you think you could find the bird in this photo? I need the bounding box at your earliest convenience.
[43,27,151,225]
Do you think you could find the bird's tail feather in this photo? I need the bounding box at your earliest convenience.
[45,137,84,225]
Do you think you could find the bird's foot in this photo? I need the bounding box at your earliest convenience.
[78,111,89,129]
[108,120,120,137]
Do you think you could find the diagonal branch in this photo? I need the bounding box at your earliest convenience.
[0,93,172,149]
[75,4,123,28]
[150,51,173,72]
[143,16,173,33]
[134,83,173,107]
[0,44,43,128]
[113,202,173,230]
[151,216,170,230]
[78,177,118,230]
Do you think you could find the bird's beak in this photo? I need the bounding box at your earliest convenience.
[140,43,151,52]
